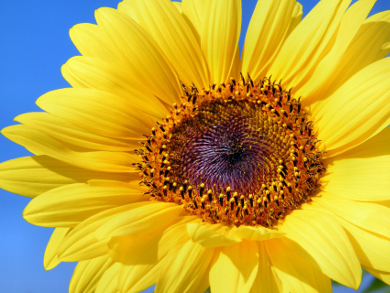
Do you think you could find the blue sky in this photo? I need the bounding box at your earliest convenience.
[0,0,390,292]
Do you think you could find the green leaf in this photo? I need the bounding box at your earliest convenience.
[204,287,211,293]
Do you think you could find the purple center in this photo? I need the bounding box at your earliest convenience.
[169,101,277,194]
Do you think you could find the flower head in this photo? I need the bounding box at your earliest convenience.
[2,0,390,292]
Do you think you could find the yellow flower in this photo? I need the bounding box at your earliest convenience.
[2,0,390,292]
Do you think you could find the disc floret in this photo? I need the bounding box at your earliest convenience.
[135,75,325,227]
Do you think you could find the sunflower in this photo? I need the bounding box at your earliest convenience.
[2,0,390,292]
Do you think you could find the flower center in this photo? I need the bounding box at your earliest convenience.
[135,75,325,227]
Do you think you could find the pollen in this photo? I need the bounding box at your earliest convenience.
[135,75,326,227]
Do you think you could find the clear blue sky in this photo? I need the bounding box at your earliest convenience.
[0,0,389,292]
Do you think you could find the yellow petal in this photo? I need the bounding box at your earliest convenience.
[118,262,161,293]
[322,127,390,201]
[192,274,210,293]
[210,240,259,293]
[69,23,118,64]
[0,155,133,198]
[157,216,195,259]
[241,0,299,81]
[69,255,112,293]
[181,0,207,37]
[365,267,390,286]
[58,204,138,262]
[107,231,161,265]
[298,0,378,104]
[108,216,192,266]
[285,2,303,37]
[312,58,390,157]
[95,202,181,239]
[1,125,139,173]
[134,0,209,88]
[37,88,153,139]
[15,112,139,151]
[62,58,168,120]
[43,228,70,270]
[268,0,352,89]
[230,44,241,83]
[117,0,138,22]
[93,8,182,105]
[155,240,214,293]
[95,262,120,293]
[315,191,390,239]
[172,1,182,13]
[186,221,241,248]
[280,207,361,288]
[337,216,390,272]
[265,238,332,293]
[176,2,201,46]
[321,10,390,99]
[70,9,182,111]
[200,0,241,84]
[250,242,281,293]
[23,180,148,227]
[233,225,285,241]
